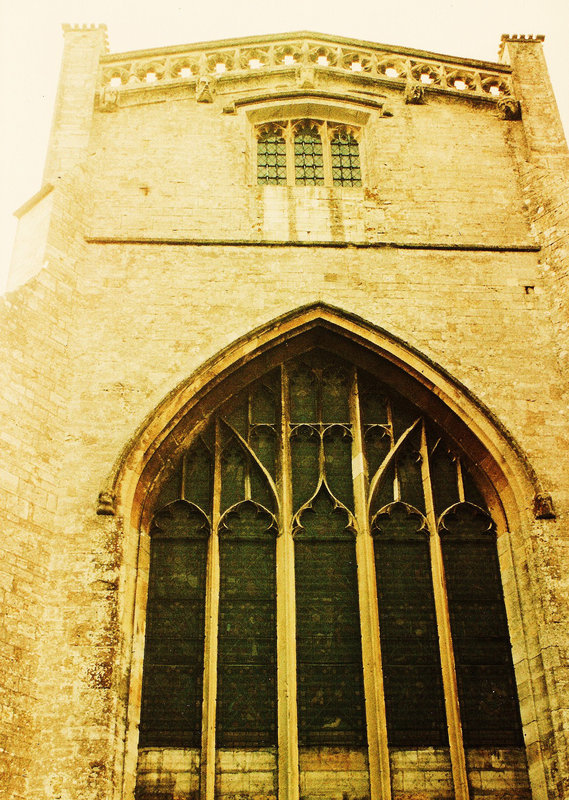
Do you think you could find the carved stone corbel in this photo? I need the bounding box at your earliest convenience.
[498,97,521,120]
[97,491,116,515]
[404,81,425,105]
[533,492,556,519]
[196,75,215,103]
[98,87,119,112]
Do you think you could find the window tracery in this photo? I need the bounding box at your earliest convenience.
[138,349,524,798]
[255,120,362,187]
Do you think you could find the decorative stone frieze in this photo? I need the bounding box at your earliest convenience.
[97,33,516,109]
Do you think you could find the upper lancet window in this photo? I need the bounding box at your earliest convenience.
[138,349,523,797]
[256,120,362,187]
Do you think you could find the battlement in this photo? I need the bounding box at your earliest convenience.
[62,23,109,53]
[498,33,545,59]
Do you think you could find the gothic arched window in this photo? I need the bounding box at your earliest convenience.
[137,349,525,799]
[255,120,362,187]
[293,124,325,185]
[257,125,287,185]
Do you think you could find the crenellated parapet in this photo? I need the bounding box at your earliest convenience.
[62,23,109,52]
[96,32,515,108]
[498,33,545,59]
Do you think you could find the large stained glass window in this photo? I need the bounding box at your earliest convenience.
[138,348,524,796]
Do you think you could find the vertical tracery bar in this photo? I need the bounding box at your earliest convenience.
[420,422,470,800]
[200,419,222,800]
[277,365,300,800]
[349,367,392,800]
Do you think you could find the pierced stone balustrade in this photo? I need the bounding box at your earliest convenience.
[98,33,514,103]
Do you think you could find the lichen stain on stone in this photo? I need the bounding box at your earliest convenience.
[86,660,113,689]
[363,186,382,203]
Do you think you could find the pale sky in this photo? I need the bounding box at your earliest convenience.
[1,0,568,292]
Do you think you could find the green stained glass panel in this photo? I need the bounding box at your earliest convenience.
[330,132,361,186]
[257,133,287,185]
[139,504,208,747]
[217,507,277,746]
[295,492,365,746]
[323,427,353,509]
[373,506,447,746]
[441,504,523,746]
[294,131,325,185]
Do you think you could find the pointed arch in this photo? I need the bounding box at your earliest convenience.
[112,303,552,800]
[101,302,544,533]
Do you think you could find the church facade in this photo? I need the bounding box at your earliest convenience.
[1,26,568,800]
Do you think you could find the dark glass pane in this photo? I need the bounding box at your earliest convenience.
[225,398,248,437]
[359,378,389,427]
[257,133,287,185]
[291,427,320,512]
[218,504,277,746]
[381,666,446,745]
[220,440,246,512]
[462,468,486,508]
[183,438,213,514]
[390,397,420,440]
[139,502,208,747]
[372,461,396,513]
[441,504,523,746]
[323,427,353,509]
[250,456,274,511]
[251,378,278,425]
[250,426,278,482]
[396,440,425,513]
[295,491,366,746]
[321,365,350,421]
[430,442,459,518]
[364,427,391,477]
[290,363,317,422]
[373,504,447,746]
[154,467,181,508]
[331,133,361,186]
[294,131,325,186]
[140,665,204,746]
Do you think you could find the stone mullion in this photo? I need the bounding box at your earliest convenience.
[420,421,469,800]
[321,121,333,186]
[285,122,295,186]
[349,368,392,800]
[199,418,222,800]
[276,364,300,800]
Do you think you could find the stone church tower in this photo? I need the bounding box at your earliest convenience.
[1,26,568,800]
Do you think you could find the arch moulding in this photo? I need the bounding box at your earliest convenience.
[105,302,556,800]
[100,301,545,532]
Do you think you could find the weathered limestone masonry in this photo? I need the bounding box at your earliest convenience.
[0,25,568,800]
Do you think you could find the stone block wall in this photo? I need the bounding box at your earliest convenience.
[0,28,568,800]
